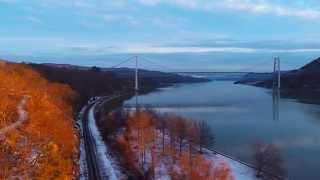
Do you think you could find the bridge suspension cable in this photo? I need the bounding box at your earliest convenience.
[139,56,180,73]
[237,57,274,72]
[109,56,136,68]
[108,55,285,74]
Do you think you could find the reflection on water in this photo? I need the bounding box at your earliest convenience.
[272,88,280,121]
[124,106,246,113]
[124,81,320,179]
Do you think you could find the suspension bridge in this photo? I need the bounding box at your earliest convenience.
[108,55,283,122]
[99,56,284,180]
[108,55,283,89]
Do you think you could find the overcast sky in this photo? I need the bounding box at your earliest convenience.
[1,0,320,71]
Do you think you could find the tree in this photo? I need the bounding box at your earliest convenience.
[175,117,189,154]
[166,114,178,152]
[186,121,197,163]
[252,142,286,180]
[91,66,101,72]
[196,120,215,153]
[127,111,156,169]
[155,114,167,153]
[0,62,78,179]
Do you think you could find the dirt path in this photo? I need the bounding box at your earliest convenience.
[0,96,28,135]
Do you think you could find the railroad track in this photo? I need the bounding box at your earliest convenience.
[81,96,121,180]
[82,101,102,180]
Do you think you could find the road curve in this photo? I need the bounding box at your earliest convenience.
[82,100,102,180]
[82,96,121,180]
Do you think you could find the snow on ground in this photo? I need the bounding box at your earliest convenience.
[80,98,256,180]
[0,96,28,135]
[126,128,256,180]
[77,105,88,180]
[125,129,256,180]
[88,103,123,180]
[203,149,256,180]
[155,162,171,180]
[220,155,256,180]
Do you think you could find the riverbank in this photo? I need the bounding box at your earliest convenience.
[94,95,260,180]
[123,80,320,179]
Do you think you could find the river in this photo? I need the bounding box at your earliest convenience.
[124,74,320,179]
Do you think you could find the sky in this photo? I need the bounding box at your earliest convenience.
[1,0,320,71]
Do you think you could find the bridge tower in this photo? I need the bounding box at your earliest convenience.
[134,56,139,111]
[272,57,281,121]
[135,56,139,92]
[273,57,281,89]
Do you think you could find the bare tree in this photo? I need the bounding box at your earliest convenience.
[155,114,167,153]
[196,120,215,153]
[252,142,286,180]
[166,114,178,151]
[175,117,189,154]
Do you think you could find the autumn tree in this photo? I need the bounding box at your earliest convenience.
[0,95,19,128]
[0,62,78,179]
[175,117,189,154]
[112,108,233,180]
[127,110,156,169]
[156,114,167,153]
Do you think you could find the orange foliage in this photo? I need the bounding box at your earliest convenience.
[0,62,78,179]
[115,109,233,180]
[0,94,19,128]
[214,161,234,180]
[127,111,156,168]
[175,153,234,180]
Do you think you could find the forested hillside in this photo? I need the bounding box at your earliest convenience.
[29,63,131,107]
[29,63,209,108]
[0,61,78,179]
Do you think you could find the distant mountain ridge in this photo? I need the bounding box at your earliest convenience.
[300,57,320,73]
[258,57,320,90]
[236,57,320,103]
[235,72,274,85]
[236,57,320,89]
[27,61,209,107]
[41,63,210,81]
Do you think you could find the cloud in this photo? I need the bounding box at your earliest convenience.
[37,0,94,9]
[110,46,258,53]
[270,48,320,53]
[150,16,189,30]
[0,0,19,3]
[2,35,320,55]
[138,0,320,19]
[109,46,320,54]
[26,16,41,24]
[103,15,140,26]
[139,0,199,8]
[45,43,320,55]
[219,0,320,19]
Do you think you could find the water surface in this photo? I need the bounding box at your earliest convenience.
[124,77,320,179]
